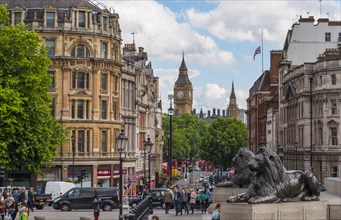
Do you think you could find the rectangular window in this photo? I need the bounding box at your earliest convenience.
[46,12,55,27]
[102,43,107,59]
[86,129,90,153]
[77,72,85,89]
[102,16,107,31]
[78,11,85,27]
[46,40,55,56]
[14,12,21,25]
[339,32,341,42]
[331,74,336,85]
[101,101,107,119]
[331,165,338,177]
[331,99,337,115]
[48,71,55,88]
[72,72,76,88]
[330,127,337,145]
[319,127,323,145]
[71,100,75,119]
[319,101,323,116]
[101,73,107,90]
[319,75,322,85]
[77,100,84,119]
[86,73,90,89]
[325,32,331,42]
[78,130,84,153]
[86,100,90,119]
[101,131,107,153]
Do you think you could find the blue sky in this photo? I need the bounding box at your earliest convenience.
[99,0,341,112]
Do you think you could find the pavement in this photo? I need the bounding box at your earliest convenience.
[320,190,341,204]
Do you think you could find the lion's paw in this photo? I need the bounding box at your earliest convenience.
[227,196,237,203]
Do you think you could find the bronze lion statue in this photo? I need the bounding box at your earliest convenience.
[228,147,320,203]
[216,148,254,188]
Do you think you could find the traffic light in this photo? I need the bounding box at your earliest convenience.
[0,166,4,178]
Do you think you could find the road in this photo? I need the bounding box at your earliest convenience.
[29,206,211,220]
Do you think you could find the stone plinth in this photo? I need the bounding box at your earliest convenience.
[213,187,246,202]
[218,201,327,220]
[324,177,341,196]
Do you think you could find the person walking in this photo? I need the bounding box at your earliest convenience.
[27,189,34,212]
[189,189,197,214]
[211,203,221,220]
[198,191,207,214]
[8,202,18,220]
[5,193,14,218]
[163,188,173,214]
[93,196,100,220]
[173,187,183,216]
[181,189,189,214]
[18,202,27,220]
[0,199,6,220]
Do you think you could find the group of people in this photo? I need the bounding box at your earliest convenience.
[0,188,34,220]
[163,186,211,216]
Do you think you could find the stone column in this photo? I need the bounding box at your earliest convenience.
[92,165,98,187]
[62,166,68,182]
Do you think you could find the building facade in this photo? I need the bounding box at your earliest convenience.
[246,51,281,153]
[278,16,341,182]
[174,53,193,115]
[4,0,162,188]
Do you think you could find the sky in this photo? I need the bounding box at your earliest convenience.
[99,0,341,113]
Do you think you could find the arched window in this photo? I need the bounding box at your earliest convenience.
[71,44,90,58]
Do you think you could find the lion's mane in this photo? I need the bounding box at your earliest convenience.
[232,148,255,187]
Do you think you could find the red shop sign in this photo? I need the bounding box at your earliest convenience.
[113,169,127,175]
[97,168,111,177]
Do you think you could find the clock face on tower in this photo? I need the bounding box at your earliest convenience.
[176,90,184,99]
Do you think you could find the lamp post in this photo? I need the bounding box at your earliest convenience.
[116,129,128,220]
[168,103,174,184]
[71,132,75,183]
[295,141,298,170]
[144,137,154,193]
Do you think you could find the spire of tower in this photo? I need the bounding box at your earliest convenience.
[179,51,188,72]
[230,81,236,99]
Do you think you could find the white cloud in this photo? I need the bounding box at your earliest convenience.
[185,1,341,44]
[101,1,235,66]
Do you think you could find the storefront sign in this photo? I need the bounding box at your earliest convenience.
[97,168,111,178]
[113,169,127,179]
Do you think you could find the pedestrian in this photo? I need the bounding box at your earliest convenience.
[203,186,210,212]
[27,189,34,212]
[5,193,14,218]
[198,191,207,214]
[181,189,189,214]
[173,187,183,216]
[195,189,200,211]
[93,196,100,220]
[18,202,27,220]
[189,188,197,214]
[0,199,6,220]
[211,203,221,220]
[151,216,160,220]
[163,188,173,214]
[140,187,148,200]
[19,189,25,204]
[12,191,19,204]
[8,202,18,220]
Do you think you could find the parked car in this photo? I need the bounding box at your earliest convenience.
[128,188,174,209]
[45,181,75,205]
[52,187,118,211]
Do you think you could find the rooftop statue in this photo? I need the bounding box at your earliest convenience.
[216,148,254,188]
[227,146,320,204]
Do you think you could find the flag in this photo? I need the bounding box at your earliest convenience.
[253,46,261,60]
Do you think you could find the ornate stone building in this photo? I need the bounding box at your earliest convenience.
[174,53,193,115]
[226,81,240,120]
[122,43,163,186]
[3,0,163,188]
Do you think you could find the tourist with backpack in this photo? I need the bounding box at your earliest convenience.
[198,191,207,214]
[212,203,221,220]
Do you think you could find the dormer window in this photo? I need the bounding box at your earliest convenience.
[78,11,85,27]
[71,44,90,58]
[46,12,55,27]
[102,16,107,31]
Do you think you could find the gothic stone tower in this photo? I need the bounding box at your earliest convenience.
[227,81,240,119]
[174,53,193,115]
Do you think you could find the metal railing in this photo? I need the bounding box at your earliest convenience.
[123,195,152,220]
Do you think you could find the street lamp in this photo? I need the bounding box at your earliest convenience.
[144,137,154,193]
[168,102,174,184]
[294,141,298,170]
[71,132,75,182]
[116,129,128,220]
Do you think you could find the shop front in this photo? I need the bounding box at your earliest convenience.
[97,167,111,187]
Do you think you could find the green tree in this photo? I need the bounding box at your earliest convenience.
[0,5,67,173]
[162,114,207,162]
[200,117,247,169]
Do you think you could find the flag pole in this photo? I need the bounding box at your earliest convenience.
[261,28,264,73]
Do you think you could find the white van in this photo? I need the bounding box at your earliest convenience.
[45,181,75,201]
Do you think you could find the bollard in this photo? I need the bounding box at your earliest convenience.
[34,217,45,220]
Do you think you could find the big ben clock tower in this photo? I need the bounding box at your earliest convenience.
[174,53,193,115]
